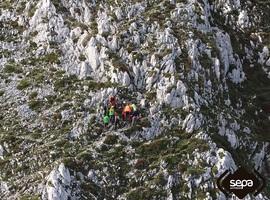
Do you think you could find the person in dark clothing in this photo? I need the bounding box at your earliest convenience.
[103,99,109,115]
[114,112,120,129]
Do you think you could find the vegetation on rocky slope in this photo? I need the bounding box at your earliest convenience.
[0,0,269,199]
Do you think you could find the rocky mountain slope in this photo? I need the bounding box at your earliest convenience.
[0,0,270,199]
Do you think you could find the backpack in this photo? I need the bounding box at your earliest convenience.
[131,104,137,111]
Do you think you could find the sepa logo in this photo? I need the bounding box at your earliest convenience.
[230,179,253,190]
[217,167,266,199]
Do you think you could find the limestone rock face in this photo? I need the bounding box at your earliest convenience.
[0,0,269,199]
[43,163,71,200]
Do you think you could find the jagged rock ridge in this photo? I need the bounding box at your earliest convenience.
[0,0,269,199]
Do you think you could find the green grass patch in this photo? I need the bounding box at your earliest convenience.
[86,80,118,91]
[210,133,249,167]
[41,52,60,64]
[28,4,37,17]
[1,49,12,57]
[79,54,86,61]
[31,132,42,139]
[104,135,118,145]
[19,194,40,200]
[26,68,46,85]
[264,179,270,197]
[170,138,209,156]
[4,62,23,74]
[162,105,188,119]
[145,91,156,102]
[17,79,31,90]
[137,138,170,156]
[54,74,78,91]
[29,91,38,99]
[126,187,167,200]
[65,17,88,30]
[51,0,69,13]
[76,151,93,161]
[138,117,151,127]
[199,53,212,68]
[134,158,148,170]
[28,100,43,111]
[0,90,4,96]
[187,167,205,177]
[21,52,60,66]
[0,0,13,10]
[124,124,144,137]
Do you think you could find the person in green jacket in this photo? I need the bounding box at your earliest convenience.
[131,103,139,117]
[131,103,137,112]
[109,106,115,123]
[130,103,139,126]
[103,115,109,127]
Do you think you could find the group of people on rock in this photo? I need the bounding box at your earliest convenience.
[102,96,140,129]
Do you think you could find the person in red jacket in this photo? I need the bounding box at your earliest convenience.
[109,96,116,107]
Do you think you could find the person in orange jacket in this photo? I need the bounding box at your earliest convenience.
[122,102,132,121]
